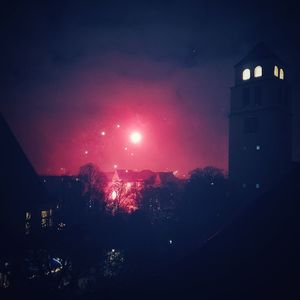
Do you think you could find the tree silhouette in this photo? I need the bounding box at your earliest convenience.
[105,181,141,215]
[79,163,107,211]
[177,166,228,243]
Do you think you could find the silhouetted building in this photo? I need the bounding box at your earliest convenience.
[229,43,292,197]
[0,114,53,251]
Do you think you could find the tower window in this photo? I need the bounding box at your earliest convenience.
[255,183,260,189]
[254,66,262,78]
[254,86,262,105]
[244,117,259,133]
[274,66,279,77]
[256,145,261,150]
[243,88,250,107]
[242,68,251,80]
[279,68,284,80]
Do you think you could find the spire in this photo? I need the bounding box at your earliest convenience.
[235,42,283,67]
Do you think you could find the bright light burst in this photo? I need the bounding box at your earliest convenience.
[130,131,142,144]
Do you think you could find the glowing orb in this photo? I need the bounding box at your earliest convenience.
[130,132,142,144]
[101,131,106,136]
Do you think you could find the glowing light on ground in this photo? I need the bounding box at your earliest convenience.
[114,164,118,169]
[124,147,128,151]
[116,124,120,128]
[101,131,106,136]
[130,131,142,144]
[111,190,117,200]
[84,150,88,155]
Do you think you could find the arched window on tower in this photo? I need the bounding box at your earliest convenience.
[254,66,262,78]
[242,68,251,80]
[274,66,279,77]
[279,68,284,80]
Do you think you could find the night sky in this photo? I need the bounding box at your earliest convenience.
[1,0,299,175]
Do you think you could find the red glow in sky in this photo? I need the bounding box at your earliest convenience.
[3,53,228,175]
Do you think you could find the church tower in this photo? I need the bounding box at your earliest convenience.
[229,43,292,197]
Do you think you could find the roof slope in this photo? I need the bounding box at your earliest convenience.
[235,42,284,67]
[0,114,51,234]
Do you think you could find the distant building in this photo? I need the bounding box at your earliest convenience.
[105,169,178,187]
[228,43,292,198]
[104,169,179,213]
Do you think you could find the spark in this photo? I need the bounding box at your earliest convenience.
[116,124,121,128]
[130,131,142,144]
[101,131,106,136]
[124,147,128,151]
[114,164,118,169]
[84,150,88,155]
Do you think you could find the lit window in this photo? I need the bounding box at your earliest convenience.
[254,66,262,78]
[41,218,47,227]
[25,222,31,235]
[25,212,31,220]
[242,183,247,188]
[279,68,284,80]
[41,210,48,218]
[41,209,53,228]
[256,183,260,189]
[242,68,251,80]
[274,66,279,77]
[256,145,261,150]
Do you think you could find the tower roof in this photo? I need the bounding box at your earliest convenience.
[235,42,284,67]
